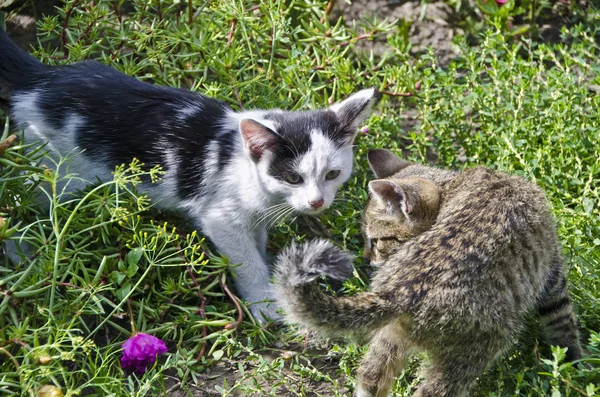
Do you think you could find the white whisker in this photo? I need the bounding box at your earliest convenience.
[253,203,295,231]
[266,206,295,233]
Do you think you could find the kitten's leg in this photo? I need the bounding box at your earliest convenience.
[537,257,582,361]
[413,342,503,397]
[413,361,479,397]
[356,323,413,397]
[2,237,32,264]
[199,213,280,322]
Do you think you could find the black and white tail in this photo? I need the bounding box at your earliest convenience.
[537,255,582,361]
[0,29,46,93]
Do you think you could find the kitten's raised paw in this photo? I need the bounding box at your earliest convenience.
[275,239,354,285]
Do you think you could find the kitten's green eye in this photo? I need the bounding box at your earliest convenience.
[284,172,303,184]
[325,170,340,180]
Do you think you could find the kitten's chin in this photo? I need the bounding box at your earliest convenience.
[302,206,328,216]
[288,200,331,215]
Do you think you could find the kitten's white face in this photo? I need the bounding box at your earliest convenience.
[258,131,353,214]
[238,89,379,215]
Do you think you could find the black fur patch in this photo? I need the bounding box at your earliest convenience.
[17,60,232,200]
[264,110,352,182]
[0,29,45,89]
[537,297,571,316]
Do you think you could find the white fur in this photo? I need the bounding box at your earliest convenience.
[12,92,112,193]
[175,103,201,122]
[329,88,376,132]
[185,137,281,318]
[355,387,373,397]
[151,144,179,204]
[290,130,353,213]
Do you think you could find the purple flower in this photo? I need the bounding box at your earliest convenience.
[496,0,508,5]
[120,333,167,374]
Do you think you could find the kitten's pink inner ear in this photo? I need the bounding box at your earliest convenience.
[369,180,401,203]
[400,196,412,215]
[369,180,411,215]
[239,119,278,162]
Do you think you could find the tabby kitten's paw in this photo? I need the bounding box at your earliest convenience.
[275,239,354,286]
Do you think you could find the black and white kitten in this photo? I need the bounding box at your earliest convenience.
[0,30,378,321]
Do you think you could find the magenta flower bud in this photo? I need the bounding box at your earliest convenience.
[120,333,167,374]
[496,0,508,5]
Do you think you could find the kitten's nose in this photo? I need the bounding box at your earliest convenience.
[309,199,325,209]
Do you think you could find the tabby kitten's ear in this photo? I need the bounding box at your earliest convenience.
[368,179,415,218]
[329,88,380,144]
[367,149,412,178]
[239,119,279,162]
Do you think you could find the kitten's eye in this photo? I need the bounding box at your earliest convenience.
[284,172,303,185]
[325,170,340,180]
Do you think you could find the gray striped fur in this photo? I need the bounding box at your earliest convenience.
[275,149,581,397]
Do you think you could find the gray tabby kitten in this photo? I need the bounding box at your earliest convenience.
[275,149,582,396]
[0,29,378,321]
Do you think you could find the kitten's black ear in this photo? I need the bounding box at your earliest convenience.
[368,179,414,216]
[239,119,278,162]
[329,88,380,143]
[368,149,412,178]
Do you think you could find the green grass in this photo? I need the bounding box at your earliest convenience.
[1,0,599,395]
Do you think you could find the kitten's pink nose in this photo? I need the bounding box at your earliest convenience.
[309,199,325,209]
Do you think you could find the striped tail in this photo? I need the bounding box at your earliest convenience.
[274,240,398,341]
[536,255,582,362]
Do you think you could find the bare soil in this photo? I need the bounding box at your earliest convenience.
[332,0,462,66]
[162,343,352,396]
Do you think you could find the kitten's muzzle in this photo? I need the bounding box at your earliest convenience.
[309,199,325,209]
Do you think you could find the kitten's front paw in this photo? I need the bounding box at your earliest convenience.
[275,239,354,285]
[249,300,282,324]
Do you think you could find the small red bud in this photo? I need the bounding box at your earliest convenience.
[224,323,236,330]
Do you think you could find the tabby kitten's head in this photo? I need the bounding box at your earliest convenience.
[237,89,379,214]
[363,149,441,265]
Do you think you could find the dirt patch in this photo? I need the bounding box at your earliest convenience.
[163,344,351,396]
[3,0,60,48]
[4,14,36,49]
[332,0,462,66]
